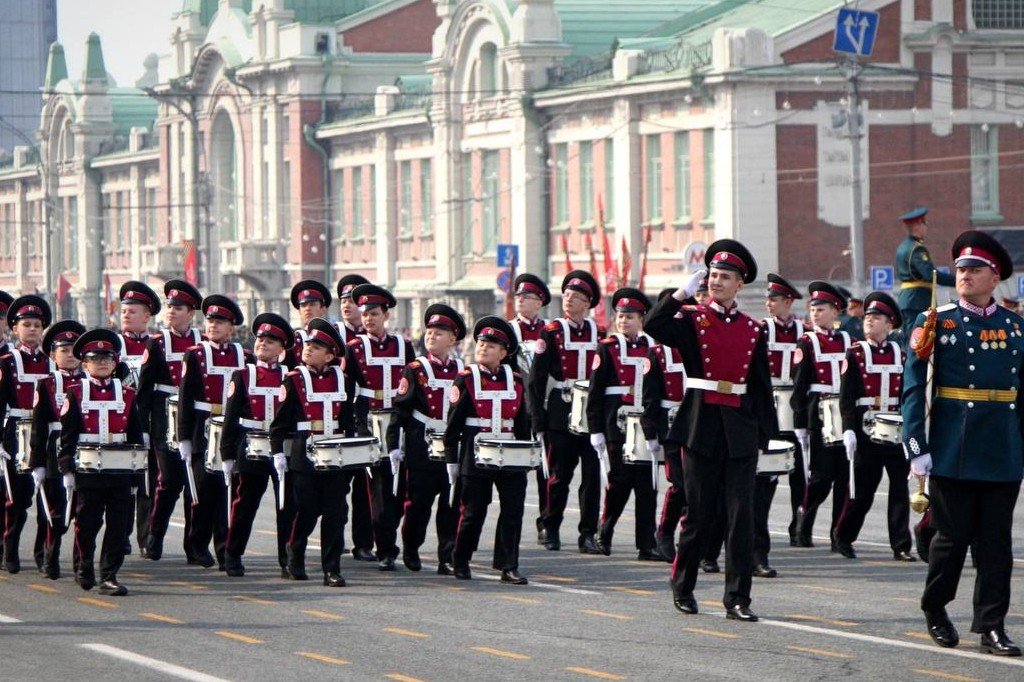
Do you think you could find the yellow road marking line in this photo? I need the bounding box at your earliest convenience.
[862,561,897,567]
[471,646,530,660]
[295,652,349,666]
[255,529,276,536]
[140,612,184,625]
[427,583,467,592]
[26,583,58,594]
[698,600,720,609]
[385,675,425,682]
[383,627,430,639]
[682,627,739,640]
[565,666,626,680]
[786,614,860,627]
[607,586,655,596]
[125,572,153,579]
[166,581,208,590]
[581,609,633,621]
[301,609,345,621]
[533,574,576,583]
[904,632,934,641]
[215,631,262,644]
[77,597,117,609]
[912,669,981,682]
[232,595,275,605]
[795,583,848,594]
[501,596,541,605]
[786,645,854,659]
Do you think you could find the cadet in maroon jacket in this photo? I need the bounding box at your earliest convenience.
[287,280,332,369]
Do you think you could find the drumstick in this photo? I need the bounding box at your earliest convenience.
[63,484,73,528]
[448,476,456,508]
[1,462,12,502]
[848,455,856,500]
[37,483,53,528]
[391,463,400,497]
[184,456,199,506]
[277,470,286,511]
[226,472,233,530]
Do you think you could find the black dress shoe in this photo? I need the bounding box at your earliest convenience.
[578,534,602,555]
[544,532,561,551]
[637,547,666,562]
[188,551,216,568]
[378,556,397,572]
[726,605,759,622]
[139,546,159,561]
[453,566,472,580]
[981,628,1021,656]
[280,567,290,579]
[700,558,720,574]
[403,552,422,572]
[597,539,612,556]
[437,562,455,576]
[500,570,528,585]
[98,579,128,596]
[673,590,698,614]
[656,535,676,562]
[351,547,376,561]
[76,572,96,591]
[752,564,778,578]
[3,559,21,574]
[44,563,60,581]
[789,535,800,547]
[323,573,347,588]
[924,610,959,648]
[122,543,132,557]
[836,542,857,559]
[796,535,814,548]
[225,565,245,577]
[286,565,309,581]
[893,550,917,562]
[537,527,548,546]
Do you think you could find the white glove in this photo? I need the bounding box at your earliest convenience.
[179,440,193,462]
[680,268,708,298]
[31,467,46,488]
[446,462,459,486]
[590,433,607,453]
[536,432,545,444]
[63,472,75,490]
[221,459,235,486]
[0,447,9,462]
[273,453,287,479]
[842,430,857,462]
[389,449,404,476]
[131,487,138,496]
[794,428,810,454]
[646,439,663,461]
[910,454,932,477]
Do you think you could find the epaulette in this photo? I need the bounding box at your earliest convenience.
[600,337,617,345]
[936,303,957,313]
[408,360,422,370]
[544,321,561,332]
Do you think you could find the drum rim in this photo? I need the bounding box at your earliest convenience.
[311,437,378,446]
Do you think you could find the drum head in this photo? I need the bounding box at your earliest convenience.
[210,416,225,427]
[314,437,376,447]
[574,380,590,390]
[876,413,902,425]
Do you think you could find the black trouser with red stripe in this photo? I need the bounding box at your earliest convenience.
[599,443,657,552]
[226,463,295,569]
[74,481,131,582]
[799,431,850,542]
[34,477,70,572]
[656,443,686,540]
[787,437,807,539]
[349,469,374,552]
[2,463,33,567]
[187,454,227,565]
[402,465,456,564]
[288,470,350,575]
[145,445,194,559]
[454,471,527,571]
[834,443,912,553]
[370,463,405,561]
[543,430,600,538]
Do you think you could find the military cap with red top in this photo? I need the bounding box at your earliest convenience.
[862,291,902,329]
[164,279,202,309]
[951,229,1013,280]
[43,320,86,354]
[424,303,467,341]
[513,273,552,306]
[290,280,332,309]
[765,273,801,299]
[704,239,758,284]
[305,317,344,355]
[561,269,601,308]
[202,295,244,325]
[612,287,651,315]
[807,281,847,310]
[7,295,52,328]
[899,207,928,225]
[119,281,161,315]
[473,316,519,357]
[351,283,397,311]
[73,328,121,360]
[336,274,370,301]
[0,290,13,318]
[252,312,294,350]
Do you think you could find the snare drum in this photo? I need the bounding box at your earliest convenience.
[817,396,843,445]
[568,381,590,435]
[14,418,32,473]
[474,438,542,470]
[758,439,796,475]
[622,413,663,465]
[370,409,396,456]
[166,395,180,452]
[246,431,271,460]
[75,444,148,473]
[308,436,380,470]
[205,416,225,472]
[428,433,447,463]
[773,386,795,433]
[870,413,903,445]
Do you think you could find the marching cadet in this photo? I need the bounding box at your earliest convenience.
[270,318,357,587]
[587,288,664,560]
[832,292,914,561]
[0,291,12,355]
[389,304,466,574]
[220,313,294,578]
[287,280,332,368]
[528,270,605,554]
[59,328,146,596]
[177,295,252,570]
[905,231,1023,655]
[0,295,52,573]
[444,317,532,584]
[791,281,852,550]
[646,240,776,622]
[335,274,374,562]
[345,284,415,571]
[895,208,954,340]
[28,320,85,579]
[140,279,203,561]
[508,273,550,544]
[643,289,689,563]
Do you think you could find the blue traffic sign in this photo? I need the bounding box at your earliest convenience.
[870,265,894,292]
[497,270,512,292]
[496,244,519,268]
[1016,275,1024,298]
[833,9,879,57]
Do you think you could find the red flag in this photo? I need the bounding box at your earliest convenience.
[504,248,517,320]
[620,235,632,288]
[103,274,113,314]
[586,233,607,328]
[183,239,198,286]
[560,233,573,274]
[638,226,653,291]
[56,274,71,304]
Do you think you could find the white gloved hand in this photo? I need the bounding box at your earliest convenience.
[31,467,46,488]
[273,453,287,479]
[446,462,459,486]
[646,439,664,461]
[536,432,545,444]
[179,440,193,462]
[221,459,235,486]
[131,487,138,496]
[590,433,607,453]
[794,428,810,454]
[910,454,932,477]
[0,447,9,461]
[389,449,403,476]
[680,268,709,298]
[63,472,75,490]
[842,430,857,462]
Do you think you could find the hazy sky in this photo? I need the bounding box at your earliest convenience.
[58,0,176,86]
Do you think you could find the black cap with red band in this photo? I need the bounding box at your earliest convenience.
[951,230,1013,281]
[43,320,86,354]
[336,274,370,301]
[202,295,244,326]
[765,273,801,300]
[424,303,467,341]
[119,281,161,315]
[291,280,332,309]
[807,281,847,310]
[305,317,344,355]
[862,291,902,329]
[473,316,519,357]
[164,279,202,309]
[561,270,601,308]
[612,287,651,315]
[351,284,397,312]
[705,239,758,284]
[513,273,552,306]
[252,312,294,350]
[7,295,51,328]
[0,290,13,318]
[74,328,121,360]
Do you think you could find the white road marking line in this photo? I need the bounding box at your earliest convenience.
[79,643,232,681]
[473,572,600,595]
[0,613,22,623]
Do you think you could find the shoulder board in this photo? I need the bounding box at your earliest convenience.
[347,338,361,348]
[936,303,957,313]
[544,321,561,332]
[459,368,473,377]
[600,337,617,346]
[408,360,422,370]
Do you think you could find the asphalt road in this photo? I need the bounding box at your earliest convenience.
[2,472,1024,682]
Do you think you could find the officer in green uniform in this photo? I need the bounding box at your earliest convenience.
[837,286,864,340]
[903,230,1023,656]
[895,208,954,340]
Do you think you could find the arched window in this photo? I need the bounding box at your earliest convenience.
[479,42,498,95]
[59,119,74,162]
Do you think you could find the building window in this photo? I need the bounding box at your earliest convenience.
[67,197,78,269]
[333,169,345,240]
[419,158,433,236]
[482,150,500,255]
[352,168,363,238]
[972,1,1024,29]
[462,153,474,248]
[554,143,568,226]
[400,160,413,237]
[702,129,715,222]
[645,135,663,223]
[280,160,291,236]
[603,138,614,225]
[675,131,691,221]
[971,124,1000,219]
[579,141,594,224]
[479,43,498,96]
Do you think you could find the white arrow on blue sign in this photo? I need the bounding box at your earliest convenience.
[833,8,879,58]
[870,265,894,292]
[496,244,519,268]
